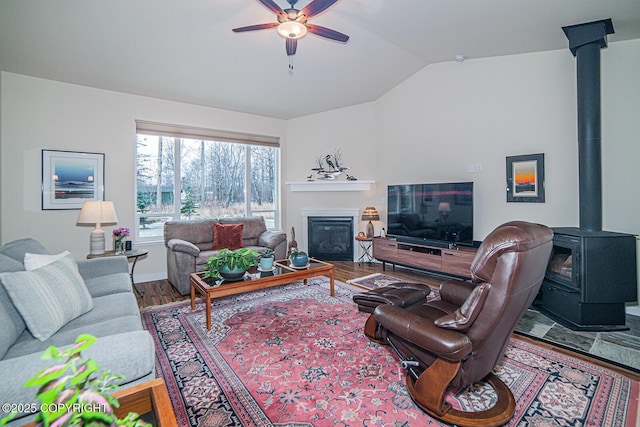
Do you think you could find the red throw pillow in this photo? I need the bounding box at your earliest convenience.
[212,223,244,251]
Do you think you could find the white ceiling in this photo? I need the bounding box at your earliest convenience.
[1,0,639,119]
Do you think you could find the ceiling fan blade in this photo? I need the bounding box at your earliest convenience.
[286,38,298,56]
[301,0,338,19]
[305,24,349,42]
[232,23,279,32]
[257,0,285,16]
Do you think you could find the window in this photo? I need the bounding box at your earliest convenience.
[135,121,280,242]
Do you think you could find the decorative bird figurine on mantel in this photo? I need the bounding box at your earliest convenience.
[312,149,351,180]
[325,155,336,171]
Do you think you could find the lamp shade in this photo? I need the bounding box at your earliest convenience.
[77,200,118,225]
[361,207,380,221]
[438,202,451,213]
[362,206,379,238]
[77,201,117,255]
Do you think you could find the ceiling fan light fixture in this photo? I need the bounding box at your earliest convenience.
[277,21,307,39]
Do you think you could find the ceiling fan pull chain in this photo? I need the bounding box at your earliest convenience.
[289,56,294,70]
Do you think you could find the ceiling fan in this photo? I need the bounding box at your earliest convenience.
[232,0,349,69]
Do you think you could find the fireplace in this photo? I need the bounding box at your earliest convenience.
[307,217,354,261]
[534,19,638,331]
[301,209,359,262]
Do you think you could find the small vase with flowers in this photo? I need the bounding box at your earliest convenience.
[113,227,130,255]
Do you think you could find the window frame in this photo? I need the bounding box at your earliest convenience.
[134,121,281,243]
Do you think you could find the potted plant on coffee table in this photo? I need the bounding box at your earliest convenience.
[258,248,275,271]
[289,247,309,268]
[203,248,260,281]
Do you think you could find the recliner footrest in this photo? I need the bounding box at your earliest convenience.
[353,282,432,313]
[352,282,432,343]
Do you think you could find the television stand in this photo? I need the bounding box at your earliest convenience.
[373,237,477,279]
[396,236,452,248]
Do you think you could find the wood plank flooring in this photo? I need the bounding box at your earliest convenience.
[134,261,640,380]
[134,261,442,309]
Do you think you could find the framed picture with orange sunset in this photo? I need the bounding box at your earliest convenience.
[506,153,545,203]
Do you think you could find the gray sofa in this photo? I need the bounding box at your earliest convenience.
[164,216,287,295]
[0,238,155,426]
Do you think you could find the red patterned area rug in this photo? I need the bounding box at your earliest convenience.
[346,273,409,290]
[141,278,639,426]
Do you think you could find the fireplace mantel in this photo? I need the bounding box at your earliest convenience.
[286,180,374,192]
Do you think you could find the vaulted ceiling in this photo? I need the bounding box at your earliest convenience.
[1,0,639,119]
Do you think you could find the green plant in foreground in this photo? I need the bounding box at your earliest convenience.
[203,247,259,279]
[0,334,146,427]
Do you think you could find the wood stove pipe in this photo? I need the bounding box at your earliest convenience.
[562,19,614,232]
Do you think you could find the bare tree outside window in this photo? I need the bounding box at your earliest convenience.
[135,134,279,240]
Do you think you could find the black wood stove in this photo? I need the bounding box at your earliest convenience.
[539,228,637,330]
[534,19,638,331]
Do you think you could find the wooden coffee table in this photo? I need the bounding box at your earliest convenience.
[190,258,335,330]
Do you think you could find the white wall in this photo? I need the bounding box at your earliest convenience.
[283,102,378,250]
[284,40,640,241]
[0,73,3,244]
[600,39,640,234]
[2,38,639,294]
[282,39,640,300]
[374,48,580,238]
[0,72,286,282]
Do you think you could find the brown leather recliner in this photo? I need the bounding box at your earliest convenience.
[373,221,553,426]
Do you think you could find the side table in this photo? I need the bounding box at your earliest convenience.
[355,236,374,265]
[87,249,149,297]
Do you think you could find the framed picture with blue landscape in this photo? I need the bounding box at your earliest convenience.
[506,153,545,203]
[42,149,105,210]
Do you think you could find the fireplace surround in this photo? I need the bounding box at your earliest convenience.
[302,209,359,262]
[307,217,354,261]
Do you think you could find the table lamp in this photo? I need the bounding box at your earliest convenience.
[77,200,118,255]
[362,206,379,238]
[438,202,451,222]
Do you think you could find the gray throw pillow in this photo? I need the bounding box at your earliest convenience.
[0,253,94,340]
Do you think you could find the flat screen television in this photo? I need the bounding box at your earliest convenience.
[387,182,474,246]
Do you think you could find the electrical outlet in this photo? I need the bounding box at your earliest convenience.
[467,163,483,173]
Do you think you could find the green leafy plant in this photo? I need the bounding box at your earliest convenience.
[260,248,275,259]
[0,334,146,427]
[203,248,259,279]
